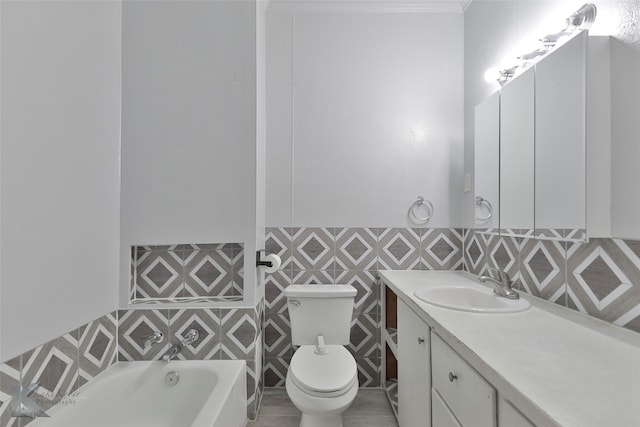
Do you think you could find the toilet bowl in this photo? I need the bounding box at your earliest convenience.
[286,344,358,427]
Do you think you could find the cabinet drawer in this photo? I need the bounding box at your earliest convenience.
[431,332,496,427]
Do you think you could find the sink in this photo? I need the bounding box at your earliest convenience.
[413,285,531,313]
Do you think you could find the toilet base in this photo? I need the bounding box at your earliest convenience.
[300,413,343,427]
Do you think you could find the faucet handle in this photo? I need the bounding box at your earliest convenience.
[181,329,199,346]
[144,331,164,348]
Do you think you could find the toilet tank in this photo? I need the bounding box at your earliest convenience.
[284,284,356,346]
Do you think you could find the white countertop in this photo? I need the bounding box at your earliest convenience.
[379,270,640,427]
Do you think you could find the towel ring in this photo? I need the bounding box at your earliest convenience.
[475,196,493,221]
[408,196,433,222]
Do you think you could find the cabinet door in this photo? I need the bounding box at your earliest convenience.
[498,398,534,427]
[432,388,462,427]
[398,300,431,426]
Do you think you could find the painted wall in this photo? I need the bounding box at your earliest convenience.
[120,0,259,306]
[0,1,122,361]
[266,8,464,228]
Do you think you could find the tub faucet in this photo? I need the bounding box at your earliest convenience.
[162,329,200,361]
[479,268,520,300]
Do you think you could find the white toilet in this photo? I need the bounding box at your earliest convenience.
[284,284,359,427]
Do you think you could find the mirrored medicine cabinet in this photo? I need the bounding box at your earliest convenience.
[474,31,640,242]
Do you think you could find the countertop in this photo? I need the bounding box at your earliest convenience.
[379,270,640,427]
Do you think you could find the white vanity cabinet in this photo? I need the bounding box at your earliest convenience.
[498,399,535,427]
[398,299,431,427]
[431,332,496,427]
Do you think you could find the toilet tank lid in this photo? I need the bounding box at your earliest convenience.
[284,284,356,298]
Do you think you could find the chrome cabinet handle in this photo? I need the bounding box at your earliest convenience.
[417,337,425,344]
[449,372,458,382]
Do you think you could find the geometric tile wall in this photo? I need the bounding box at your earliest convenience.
[130,243,244,302]
[464,229,640,333]
[263,227,464,388]
[0,312,117,427]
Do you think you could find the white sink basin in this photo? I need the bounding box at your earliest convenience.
[413,285,531,313]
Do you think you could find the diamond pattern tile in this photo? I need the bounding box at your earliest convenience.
[265,270,292,314]
[520,239,566,303]
[78,312,117,386]
[348,313,381,358]
[118,309,170,361]
[0,356,21,427]
[264,313,293,359]
[291,270,334,285]
[168,309,221,360]
[134,250,183,299]
[464,230,487,275]
[184,250,234,298]
[292,227,335,271]
[421,229,463,270]
[356,357,380,387]
[567,239,640,329]
[266,228,293,271]
[378,228,421,270]
[264,357,290,387]
[21,333,79,412]
[335,228,377,270]
[220,309,258,360]
[334,270,378,314]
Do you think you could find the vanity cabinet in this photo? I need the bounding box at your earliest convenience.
[398,299,430,427]
[431,332,496,427]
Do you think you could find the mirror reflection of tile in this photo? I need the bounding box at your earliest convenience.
[130,243,244,303]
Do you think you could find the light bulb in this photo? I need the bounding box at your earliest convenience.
[484,68,501,83]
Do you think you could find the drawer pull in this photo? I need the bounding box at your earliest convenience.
[449,372,458,382]
[417,337,425,344]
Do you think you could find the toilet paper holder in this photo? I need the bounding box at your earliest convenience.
[256,250,274,268]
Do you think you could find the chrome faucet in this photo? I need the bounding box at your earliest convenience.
[162,329,200,361]
[144,331,164,348]
[479,268,520,300]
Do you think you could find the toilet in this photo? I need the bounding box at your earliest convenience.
[284,284,359,427]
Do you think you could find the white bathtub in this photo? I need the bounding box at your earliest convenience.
[31,360,246,427]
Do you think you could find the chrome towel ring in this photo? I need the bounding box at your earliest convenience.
[475,196,493,221]
[408,196,434,222]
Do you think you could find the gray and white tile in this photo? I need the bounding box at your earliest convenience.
[292,228,335,271]
[421,228,463,270]
[118,309,170,361]
[520,238,566,304]
[377,228,421,270]
[134,249,184,299]
[220,309,258,360]
[334,228,377,271]
[168,309,221,360]
[78,312,117,386]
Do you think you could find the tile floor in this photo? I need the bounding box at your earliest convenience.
[248,388,399,427]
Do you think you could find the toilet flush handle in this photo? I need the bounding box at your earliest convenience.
[289,300,301,307]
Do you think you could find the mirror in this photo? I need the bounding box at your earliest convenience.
[474,92,500,233]
[499,67,535,232]
[474,32,589,242]
[535,32,587,240]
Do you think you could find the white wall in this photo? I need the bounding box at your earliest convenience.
[463,0,640,228]
[0,1,122,360]
[120,0,259,305]
[266,7,464,228]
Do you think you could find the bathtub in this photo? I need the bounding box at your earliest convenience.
[31,360,246,427]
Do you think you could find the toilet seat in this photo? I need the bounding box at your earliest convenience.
[289,345,358,397]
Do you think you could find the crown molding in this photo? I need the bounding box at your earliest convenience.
[267,0,466,14]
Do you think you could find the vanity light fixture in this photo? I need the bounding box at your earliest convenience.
[485,3,597,86]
